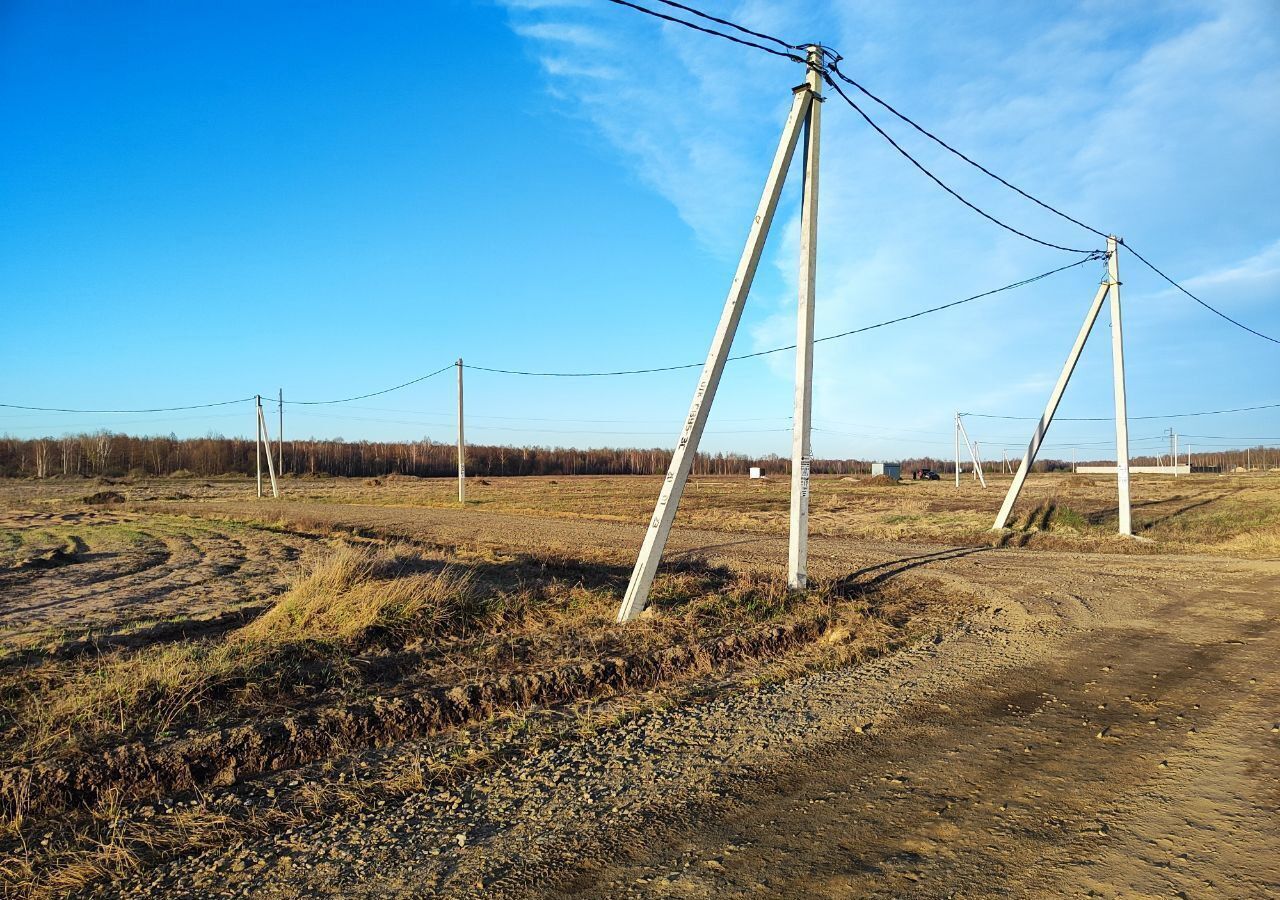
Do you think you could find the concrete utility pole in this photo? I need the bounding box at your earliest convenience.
[1173,430,1179,477]
[616,49,821,623]
[1107,237,1132,534]
[787,45,822,590]
[456,358,466,503]
[278,388,284,477]
[955,414,961,488]
[255,395,262,498]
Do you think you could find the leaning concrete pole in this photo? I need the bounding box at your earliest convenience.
[993,274,1111,530]
[956,415,986,488]
[257,401,280,498]
[1107,236,1132,534]
[787,46,823,590]
[615,75,816,623]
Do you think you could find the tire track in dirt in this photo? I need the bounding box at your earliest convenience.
[0,511,317,649]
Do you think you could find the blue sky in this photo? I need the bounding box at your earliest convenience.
[2,0,1277,462]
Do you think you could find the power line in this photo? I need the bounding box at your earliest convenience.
[313,404,784,425]
[816,62,1278,345]
[648,0,801,51]
[823,58,1108,242]
[465,254,1098,377]
[1179,434,1280,442]
[960,401,1280,422]
[287,363,455,405]
[466,359,700,377]
[820,74,1100,255]
[0,396,254,414]
[601,0,804,61]
[603,2,1276,344]
[1120,240,1280,346]
[602,0,1096,254]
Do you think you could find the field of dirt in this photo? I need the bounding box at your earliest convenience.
[1,472,1277,897]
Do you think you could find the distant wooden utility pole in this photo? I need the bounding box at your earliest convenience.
[615,47,825,622]
[456,358,466,503]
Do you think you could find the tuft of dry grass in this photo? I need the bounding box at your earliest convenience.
[239,543,475,645]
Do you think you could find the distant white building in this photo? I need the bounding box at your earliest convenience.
[749,467,762,479]
[871,462,901,480]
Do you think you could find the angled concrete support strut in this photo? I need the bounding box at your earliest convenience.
[992,240,1131,534]
[992,276,1110,530]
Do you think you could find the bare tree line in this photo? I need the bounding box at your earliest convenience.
[0,432,1274,480]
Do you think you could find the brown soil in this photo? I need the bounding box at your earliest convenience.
[0,510,315,650]
[81,490,125,504]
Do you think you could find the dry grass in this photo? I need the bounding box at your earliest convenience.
[7,471,1279,557]
[92,470,1278,557]
[239,544,476,645]
[1,788,243,899]
[1,546,475,762]
[0,543,837,768]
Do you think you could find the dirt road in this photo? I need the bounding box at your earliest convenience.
[109,502,1280,899]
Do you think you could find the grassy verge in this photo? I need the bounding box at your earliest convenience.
[0,535,951,897]
[0,541,846,765]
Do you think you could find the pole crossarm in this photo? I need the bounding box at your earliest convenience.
[616,52,821,623]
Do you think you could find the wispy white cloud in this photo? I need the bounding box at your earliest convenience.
[514,22,610,48]
[1184,238,1280,301]
[498,0,593,11]
[538,56,622,80]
